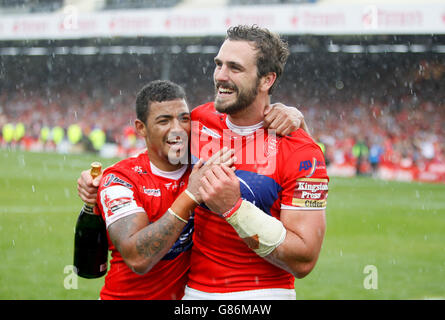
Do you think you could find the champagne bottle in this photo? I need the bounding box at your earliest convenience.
[73,162,108,279]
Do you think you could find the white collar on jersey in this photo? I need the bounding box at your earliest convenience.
[225,117,264,136]
[149,162,187,180]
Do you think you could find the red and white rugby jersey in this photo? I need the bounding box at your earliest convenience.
[96,151,193,300]
[188,102,329,293]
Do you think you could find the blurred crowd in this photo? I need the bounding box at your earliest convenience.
[1,52,444,182]
[303,97,445,179]
[0,85,141,156]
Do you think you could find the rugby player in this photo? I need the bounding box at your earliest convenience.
[91,80,232,299]
[182,25,329,300]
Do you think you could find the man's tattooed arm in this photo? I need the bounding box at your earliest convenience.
[108,211,186,275]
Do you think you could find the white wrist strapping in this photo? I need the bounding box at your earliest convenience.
[168,208,188,224]
[225,200,286,257]
[185,189,200,205]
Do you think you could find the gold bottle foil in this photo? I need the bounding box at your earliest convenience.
[90,162,102,179]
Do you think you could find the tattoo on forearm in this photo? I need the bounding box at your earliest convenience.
[109,214,139,254]
[109,211,185,266]
[135,213,183,259]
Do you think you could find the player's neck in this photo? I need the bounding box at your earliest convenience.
[227,95,270,126]
[150,161,188,180]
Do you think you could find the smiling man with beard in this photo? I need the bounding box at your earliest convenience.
[183,25,329,300]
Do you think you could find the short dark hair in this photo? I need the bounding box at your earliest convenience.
[135,80,187,123]
[226,25,289,95]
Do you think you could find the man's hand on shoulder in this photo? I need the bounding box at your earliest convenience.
[264,103,310,137]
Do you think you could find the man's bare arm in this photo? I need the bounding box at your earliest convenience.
[263,209,326,278]
[108,210,186,275]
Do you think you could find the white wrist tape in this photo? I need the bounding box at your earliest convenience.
[225,200,286,257]
[184,189,200,205]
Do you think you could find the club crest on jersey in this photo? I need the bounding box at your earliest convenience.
[103,174,133,188]
[264,134,278,158]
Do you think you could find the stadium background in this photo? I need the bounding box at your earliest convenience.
[0,0,444,300]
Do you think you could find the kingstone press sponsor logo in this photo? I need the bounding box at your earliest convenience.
[292,178,328,208]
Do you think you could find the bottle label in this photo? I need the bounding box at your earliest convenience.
[100,262,108,272]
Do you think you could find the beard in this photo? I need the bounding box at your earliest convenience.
[214,78,260,115]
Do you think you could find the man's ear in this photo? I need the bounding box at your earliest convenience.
[260,72,277,93]
[134,119,147,137]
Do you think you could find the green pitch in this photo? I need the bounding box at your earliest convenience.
[1,149,444,299]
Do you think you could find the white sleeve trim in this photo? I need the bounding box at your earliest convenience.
[281,204,327,211]
[100,185,146,228]
[106,208,146,229]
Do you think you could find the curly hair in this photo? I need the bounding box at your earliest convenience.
[135,80,187,123]
[226,25,289,95]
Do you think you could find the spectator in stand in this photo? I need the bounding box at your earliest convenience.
[368,137,384,177]
[352,136,369,176]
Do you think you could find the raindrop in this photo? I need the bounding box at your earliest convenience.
[32,185,35,193]
[335,80,344,90]
[18,155,26,167]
